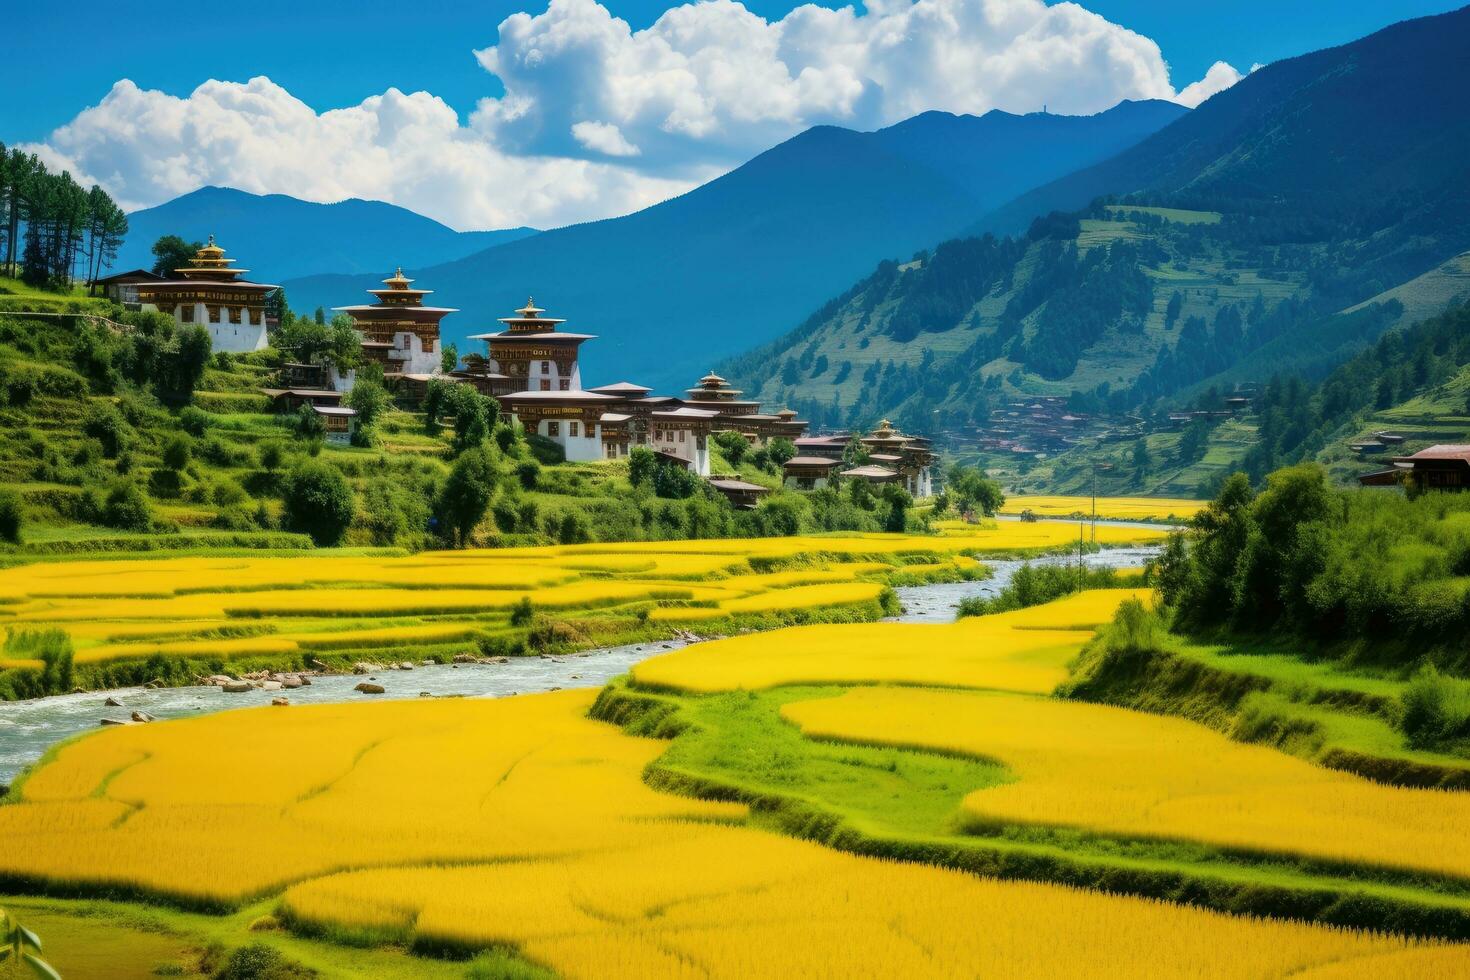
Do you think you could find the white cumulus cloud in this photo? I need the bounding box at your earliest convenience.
[1174,60,1244,109]
[571,120,642,156]
[26,0,1247,230]
[471,0,1203,170]
[29,77,696,231]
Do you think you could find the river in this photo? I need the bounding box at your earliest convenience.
[0,542,1161,785]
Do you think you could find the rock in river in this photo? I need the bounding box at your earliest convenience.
[354,682,385,695]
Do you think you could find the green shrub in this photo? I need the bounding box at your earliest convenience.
[4,628,74,694]
[281,461,355,546]
[212,478,249,508]
[510,597,535,627]
[3,370,37,406]
[178,404,213,436]
[958,562,1118,618]
[102,482,152,532]
[360,478,429,547]
[294,404,326,441]
[436,448,496,547]
[213,942,315,980]
[259,440,286,473]
[1400,665,1470,750]
[162,434,192,471]
[148,468,184,499]
[0,489,21,543]
[82,403,130,458]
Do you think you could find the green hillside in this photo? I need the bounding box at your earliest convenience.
[722,5,1470,494]
[0,302,921,562]
[982,414,1261,499]
[724,203,1353,435]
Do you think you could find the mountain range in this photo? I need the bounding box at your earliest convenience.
[727,4,1470,440]
[114,187,537,281]
[280,100,1186,391]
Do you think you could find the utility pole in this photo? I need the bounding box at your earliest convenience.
[1091,466,1098,546]
[1077,516,1084,593]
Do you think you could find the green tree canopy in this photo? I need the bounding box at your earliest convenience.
[436,447,496,547]
[281,461,355,546]
[150,235,201,277]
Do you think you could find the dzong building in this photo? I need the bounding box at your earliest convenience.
[129,236,277,353]
[471,299,813,476]
[332,268,455,391]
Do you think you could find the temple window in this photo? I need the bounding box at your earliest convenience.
[569,421,580,437]
[678,430,686,443]
[400,334,411,349]
[229,307,242,324]
[181,305,195,323]
[559,379,570,391]
[547,421,560,436]
[540,379,551,391]
[208,306,221,323]
[424,338,435,353]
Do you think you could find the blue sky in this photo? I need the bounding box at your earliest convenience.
[8,0,1459,142]
[9,0,1462,231]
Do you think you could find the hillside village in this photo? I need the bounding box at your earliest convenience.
[99,239,936,488]
[0,233,946,558]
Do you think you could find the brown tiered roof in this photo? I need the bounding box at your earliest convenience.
[468,298,595,342]
[143,235,276,292]
[333,267,458,315]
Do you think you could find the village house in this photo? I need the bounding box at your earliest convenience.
[1361,444,1470,490]
[93,268,165,309]
[130,237,277,353]
[783,456,843,489]
[311,405,359,445]
[708,477,772,509]
[854,420,935,497]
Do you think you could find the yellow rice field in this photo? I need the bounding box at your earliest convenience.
[633,589,1149,693]
[784,687,1470,882]
[282,832,1430,980]
[0,527,1166,668]
[14,518,1465,974]
[0,685,1450,977]
[0,691,742,903]
[999,495,1206,521]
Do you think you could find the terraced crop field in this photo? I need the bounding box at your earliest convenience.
[0,685,1451,978]
[999,495,1205,521]
[0,525,1165,683]
[6,525,1470,976]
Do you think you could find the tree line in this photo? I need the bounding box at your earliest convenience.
[0,142,128,290]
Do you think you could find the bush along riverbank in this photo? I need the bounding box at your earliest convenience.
[1059,463,1470,789]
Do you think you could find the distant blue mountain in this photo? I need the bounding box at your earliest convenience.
[114,186,537,281]
[283,100,1187,392]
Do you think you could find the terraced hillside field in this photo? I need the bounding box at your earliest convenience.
[5,571,1470,976]
[0,523,1165,696]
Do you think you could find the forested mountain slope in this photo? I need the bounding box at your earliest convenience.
[726,6,1470,436]
[282,102,1185,392]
